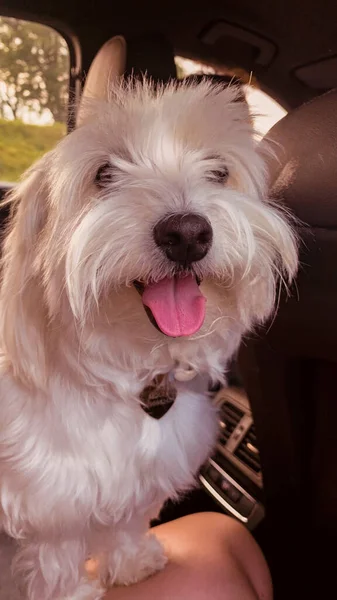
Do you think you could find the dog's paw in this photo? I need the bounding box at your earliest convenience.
[113,534,167,587]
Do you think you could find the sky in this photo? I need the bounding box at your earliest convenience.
[244,86,286,135]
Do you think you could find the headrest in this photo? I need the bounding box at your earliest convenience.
[124,33,177,83]
[265,90,337,228]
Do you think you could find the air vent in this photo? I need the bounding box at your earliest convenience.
[220,401,244,444]
[235,425,261,474]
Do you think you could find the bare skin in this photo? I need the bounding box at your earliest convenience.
[87,513,273,600]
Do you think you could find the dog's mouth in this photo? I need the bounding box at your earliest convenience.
[133,273,206,337]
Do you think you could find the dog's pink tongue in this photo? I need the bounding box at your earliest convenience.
[142,275,206,337]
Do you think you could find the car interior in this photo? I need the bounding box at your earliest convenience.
[1,0,337,598]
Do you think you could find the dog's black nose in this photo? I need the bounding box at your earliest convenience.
[154,213,213,265]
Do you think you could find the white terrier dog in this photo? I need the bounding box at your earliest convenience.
[0,79,297,600]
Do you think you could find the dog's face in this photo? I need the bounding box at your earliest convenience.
[0,80,298,383]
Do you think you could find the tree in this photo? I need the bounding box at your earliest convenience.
[0,16,69,122]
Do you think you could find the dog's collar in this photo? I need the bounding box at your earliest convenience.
[140,364,197,420]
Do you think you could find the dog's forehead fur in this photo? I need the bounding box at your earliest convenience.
[74,80,252,161]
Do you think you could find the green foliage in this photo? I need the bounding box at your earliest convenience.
[0,119,65,182]
[175,62,185,80]
[0,16,69,122]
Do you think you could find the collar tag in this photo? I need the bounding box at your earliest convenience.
[140,373,177,419]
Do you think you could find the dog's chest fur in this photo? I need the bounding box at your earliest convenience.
[0,365,218,536]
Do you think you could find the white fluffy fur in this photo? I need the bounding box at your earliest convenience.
[0,79,297,599]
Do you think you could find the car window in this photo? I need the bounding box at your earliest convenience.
[175,56,286,136]
[0,16,70,183]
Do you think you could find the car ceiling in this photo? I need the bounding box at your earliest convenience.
[1,0,337,108]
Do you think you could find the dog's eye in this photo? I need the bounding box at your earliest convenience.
[95,163,116,187]
[207,165,229,184]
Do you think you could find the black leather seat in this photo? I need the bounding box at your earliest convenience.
[238,90,337,598]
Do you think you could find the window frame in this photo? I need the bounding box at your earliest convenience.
[0,8,81,132]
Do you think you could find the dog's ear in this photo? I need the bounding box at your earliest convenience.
[77,36,126,126]
[0,153,52,388]
[183,73,247,104]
